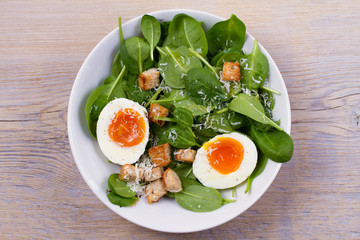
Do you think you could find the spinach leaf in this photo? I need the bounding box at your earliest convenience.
[107,192,138,207]
[245,151,268,193]
[184,67,225,108]
[173,107,193,128]
[207,14,246,57]
[241,40,269,90]
[108,173,136,198]
[153,89,211,116]
[120,42,140,75]
[164,13,208,57]
[179,176,201,188]
[228,93,282,131]
[158,46,202,88]
[141,14,161,61]
[125,37,150,73]
[150,122,175,146]
[210,47,244,66]
[85,67,127,137]
[124,74,154,105]
[174,185,223,212]
[165,125,199,148]
[259,88,275,118]
[111,50,123,76]
[173,163,196,179]
[158,21,170,46]
[227,110,246,130]
[215,51,244,69]
[249,126,294,163]
[173,97,212,116]
[202,112,233,133]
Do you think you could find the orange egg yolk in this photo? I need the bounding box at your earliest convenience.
[204,137,244,175]
[108,108,146,147]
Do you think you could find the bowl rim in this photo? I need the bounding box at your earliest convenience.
[67,8,291,233]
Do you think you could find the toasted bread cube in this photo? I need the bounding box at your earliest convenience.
[174,149,196,163]
[162,168,182,192]
[222,62,241,82]
[138,68,160,90]
[120,164,144,182]
[148,103,169,126]
[144,167,164,182]
[145,179,167,204]
[148,143,172,167]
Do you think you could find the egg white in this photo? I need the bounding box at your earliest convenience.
[96,98,149,165]
[193,132,258,189]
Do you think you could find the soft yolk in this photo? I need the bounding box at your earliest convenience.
[204,137,244,175]
[108,108,146,147]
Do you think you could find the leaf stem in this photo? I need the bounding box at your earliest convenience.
[189,48,219,78]
[216,107,229,114]
[261,86,280,95]
[154,116,176,122]
[118,17,124,44]
[222,198,236,205]
[106,65,126,101]
[156,46,167,56]
[145,86,164,108]
[232,186,236,198]
[152,96,188,103]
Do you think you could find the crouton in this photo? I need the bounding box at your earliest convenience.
[148,143,172,167]
[222,62,241,82]
[145,179,167,204]
[144,167,164,182]
[174,149,196,163]
[138,68,160,90]
[162,168,182,192]
[120,164,144,182]
[148,103,169,126]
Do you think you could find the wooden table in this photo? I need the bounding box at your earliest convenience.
[1,0,359,239]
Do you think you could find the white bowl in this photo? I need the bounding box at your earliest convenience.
[68,9,291,233]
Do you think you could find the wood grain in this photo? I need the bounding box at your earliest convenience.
[1,0,359,239]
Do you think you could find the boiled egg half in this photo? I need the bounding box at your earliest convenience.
[96,98,149,165]
[193,132,257,189]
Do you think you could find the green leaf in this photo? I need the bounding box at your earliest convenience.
[245,151,268,193]
[173,163,196,179]
[164,14,208,56]
[125,37,150,73]
[202,112,233,134]
[241,40,269,90]
[229,93,282,131]
[141,15,161,61]
[108,173,136,198]
[165,125,199,148]
[215,51,244,69]
[227,110,246,130]
[207,14,246,57]
[249,126,294,163]
[111,50,123,76]
[158,21,171,46]
[172,97,212,116]
[174,185,223,212]
[184,67,225,108]
[210,47,244,66]
[107,192,138,207]
[179,176,202,188]
[157,46,202,88]
[259,88,275,118]
[173,107,193,128]
[124,74,154,105]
